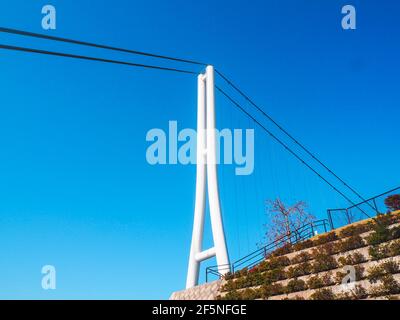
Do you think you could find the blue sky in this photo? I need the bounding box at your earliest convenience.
[0,0,399,299]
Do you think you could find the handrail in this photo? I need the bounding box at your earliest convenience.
[206,186,400,282]
[327,186,400,229]
[206,219,329,281]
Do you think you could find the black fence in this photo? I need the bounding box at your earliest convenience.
[206,219,329,282]
[206,186,400,282]
[327,186,400,230]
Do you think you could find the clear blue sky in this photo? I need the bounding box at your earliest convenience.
[0,0,399,299]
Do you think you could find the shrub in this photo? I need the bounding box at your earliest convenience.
[368,213,398,243]
[222,279,236,291]
[246,272,264,287]
[248,265,259,274]
[389,240,400,257]
[234,268,248,278]
[313,232,338,246]
[338,235,365,252]
[367,216,392,246]
[312,251,338,273]
[241,288,262,300]
[385,194,400,212]
[260,256,291,272]
[391,226,400,240]
[337,285,368,300]
[369,239,400,261]
[390,212,400,224]
[286,262,312,278]
[270,243,293,257]
[310,288,336,300]
[367,260,399,283]
[283,295,305,300]
[375,213,393,226]
[224,272,234,281]
[381,260,400,274]
[292,239,314,251]
[232,277,249,290]
[319,242,341,255]
[370,274,400,297]
[337,252,366,267]
[339,223,372,238]
[307,273,333,289]
[261,283,285,299]
[335,266,365,284]
[263,268,286,285]
[368,244,391,261]
[220,290,242,300]
[291,251,312,264]
[286,278,307,294]
[367,265,387,283]
[257,260,269,273]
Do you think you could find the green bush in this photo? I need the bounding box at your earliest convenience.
[367,265,388,283]
[283,295,305,300]
[338,235,365,252]
[292,239,314,251]
[389,240,400,257]
[369,238,400,261]
[338,223,372,238]
[291,251,312,264]
[391,226,400,240]
[286,262,312,278]
[307,273,333,289]
[313,232,338,246]
[368,244,391,261]
[263,268,286,285]
[269,243,293,257]
[232,277,249,290]
[261,283,285,299]
[286,278,307,294]
[367,260,399,283]
[234,268,248,278]
[312,250,338,273]
[381,260,400,274]
[221,279,236,291]
[318,242,341,255]
[246,272,265,287]
[240,288,262,300]
[370,274,400,297]
[337,285,368,300]
[224,272,234,281]
[337,252,366,267]
[220,290,242,300]
[367,214,393,246]
[260,256,291,272]
[335,266,365,284]
[310,288,336,300]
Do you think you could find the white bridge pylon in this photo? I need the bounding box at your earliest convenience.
[186,65,230,289]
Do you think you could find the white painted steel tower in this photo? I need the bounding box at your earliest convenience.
[186,66,230,289]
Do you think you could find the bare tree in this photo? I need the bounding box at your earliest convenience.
[263,198,315,244]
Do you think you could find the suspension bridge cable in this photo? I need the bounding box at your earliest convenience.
[215,85,370,218]
[0,26,372,216]
[0,27,207,66]
[0,27,369,208]
[0,44,197,75]
[215,69,372,209]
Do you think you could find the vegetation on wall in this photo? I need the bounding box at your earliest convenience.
[217,210,400,300]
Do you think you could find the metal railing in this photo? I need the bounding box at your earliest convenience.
[327,186,400,230]
[206,219,329,282]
